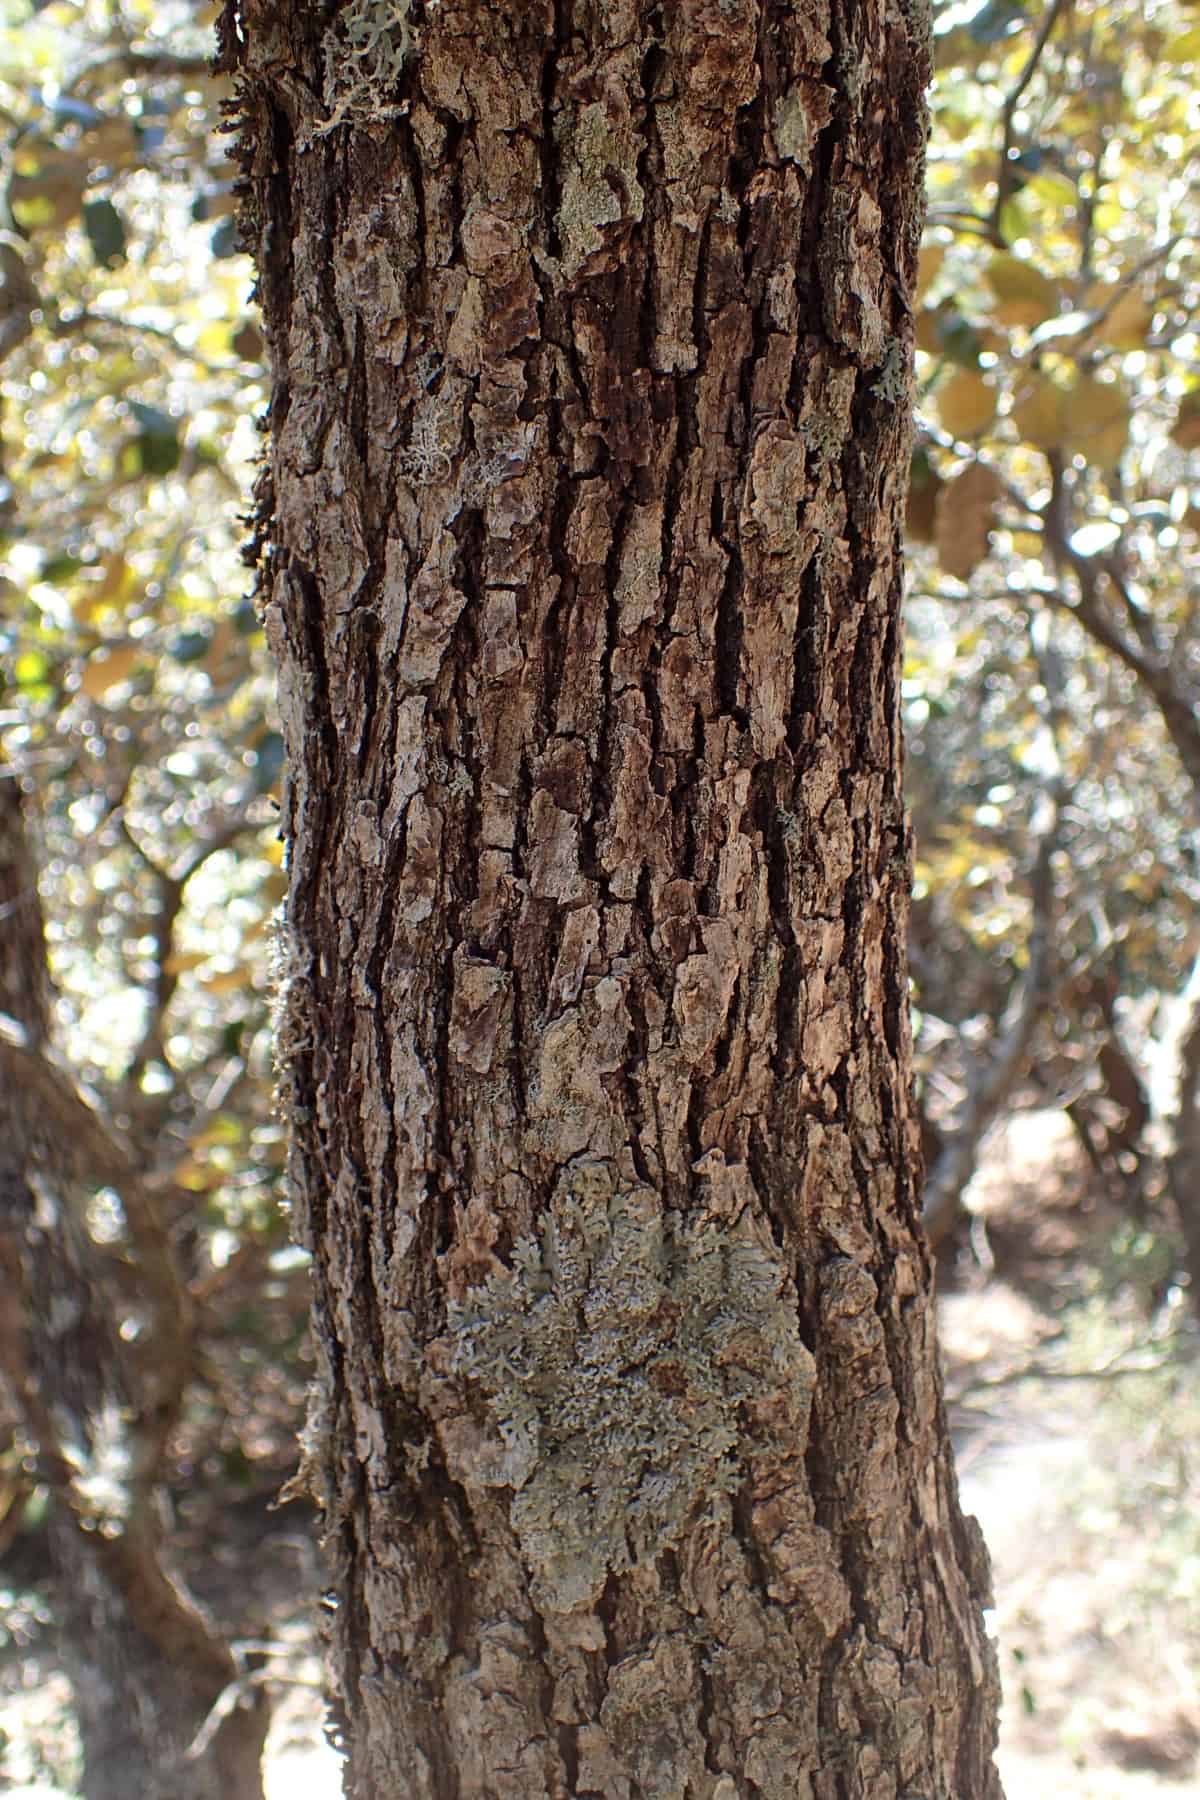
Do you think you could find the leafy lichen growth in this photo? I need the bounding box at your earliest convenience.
[871,338,909,407]
[316,0,430,137]
[447,1162,812,1613]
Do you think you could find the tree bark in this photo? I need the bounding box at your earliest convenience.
[0,758,267,1800]
[232,1,1003,1792]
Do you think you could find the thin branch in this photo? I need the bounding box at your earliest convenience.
[61,50,215,100]
[120,811,259,1087]
[925,208,1003,243]
[1041,458,1200,797]
[923,774,1066,1242]
[51,306,231,377]
[990,0,1072,238]
[949,1344,1181,1407]
[0,1016,196,1457]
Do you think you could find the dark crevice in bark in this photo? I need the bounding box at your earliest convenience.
[258,96,297,392]
[285,557,339,783]
[635,38,666,374]
[710,972,741,1079]
[751,762,793,944]
[511,748,532,884]
[539,393,578,742]
[656,371,696,644]
[347,608,380,777]
[714,543,747,728]
[398,111,429,289]
[622,969,655,1190]
[595,1567,621,1661]
[448,504,486,911]
[747,1116,792,1264]
[643,650,668,798]
[596,487,635,847]
[788,557,824,751]
[773,944,803,1085]
[538,0,570,264]
[684,1074,705,1185]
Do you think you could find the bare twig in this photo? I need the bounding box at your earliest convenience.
[923,775,1066,1242]
[990,0,1072,239]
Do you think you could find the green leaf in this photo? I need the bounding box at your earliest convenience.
[41,553,84,584]
[125,405,182,478]
[251,730,285,793]
[996,194,1034,249]
[83,197,127,267]
[15,649,51,689]
[211,219,240,259]
[171,628,213,664]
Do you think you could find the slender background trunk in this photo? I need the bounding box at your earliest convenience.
[0,761,267,1798]
[233,0,1003,1792]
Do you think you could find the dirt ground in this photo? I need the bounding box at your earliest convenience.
[2,1108,1196,1797]
[943,1110,1200,1798]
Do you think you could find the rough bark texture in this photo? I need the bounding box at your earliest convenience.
[231,1,1003,1792]
[0,760,267,1800]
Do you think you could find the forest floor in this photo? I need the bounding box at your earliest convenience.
[942,1109,1200,1798]
[1,1108,1197,1798]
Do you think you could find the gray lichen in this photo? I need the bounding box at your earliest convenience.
[871,338,909,407]
[446,1162,812,1613]
[316,0,429,137]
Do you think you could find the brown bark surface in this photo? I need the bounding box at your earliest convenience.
[232,1,1003,1793]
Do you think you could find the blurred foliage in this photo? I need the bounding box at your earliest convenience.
[0,0,305,1518]
[909,0,1200,1271]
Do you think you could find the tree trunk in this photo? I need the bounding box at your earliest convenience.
[0,759,267,1800]
[232,1,1003,1792]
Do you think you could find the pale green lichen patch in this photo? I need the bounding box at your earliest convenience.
[871,338,909,407]
[445,1163,812,1614]
[557,99,645,278]
[772,80,834,175]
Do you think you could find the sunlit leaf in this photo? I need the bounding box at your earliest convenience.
[984,253,1060,327]
[1170,391,1200,451]
[1163,26,1200,59]
[80,643,139,698]
[935,462,1004,581]
[1084,282,1154,351]
[1068,376,1130,469]
[1025,171,1077,210]
[937,369,997,438]
[202,966,254,996]
[907,446,943,544]
[1011,374,1069,450]
[15,649,51,689]
[9,147,87,231]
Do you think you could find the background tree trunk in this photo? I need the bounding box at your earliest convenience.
[0,758,267,1800]
[233,1,1003,1792]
